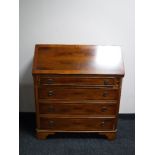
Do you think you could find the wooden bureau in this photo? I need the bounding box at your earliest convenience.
[32,45,125,140]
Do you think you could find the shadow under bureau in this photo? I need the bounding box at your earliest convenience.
[32,45,125,140]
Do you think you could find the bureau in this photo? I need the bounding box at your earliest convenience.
[32,45,125,140]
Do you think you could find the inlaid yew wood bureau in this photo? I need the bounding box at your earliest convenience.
[32,45,125,140]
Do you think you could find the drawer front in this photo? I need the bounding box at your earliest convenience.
[40,117,115,131]
[39,76,118,86]
[39,103,117,116]
[38,86,118,100]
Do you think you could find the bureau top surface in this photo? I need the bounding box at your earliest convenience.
[32,45,125,76]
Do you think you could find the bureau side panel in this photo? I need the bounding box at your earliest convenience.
[113,77,123,129]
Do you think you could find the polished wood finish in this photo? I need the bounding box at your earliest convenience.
[38,86,119,100]
[39,103,117,116]
[40,117,115,131]
[32,45,124,75]
[36,131,55,140]
[32,44,125,140]
[99,132,117,140]
[39,76,118,86]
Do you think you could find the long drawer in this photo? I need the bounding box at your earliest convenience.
[40,117,115,131]
[39,103,117,116]
[39,76,119,86]
[38,86,118,100]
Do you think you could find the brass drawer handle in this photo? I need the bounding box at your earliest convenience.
[101,107,108,112]
[48,90,54,96]
[47,79,53,84]
[101,121,105,127]
[48,106,54,112]
[103,92,108,97]
[103,80,109,85]
[49,120,55,127]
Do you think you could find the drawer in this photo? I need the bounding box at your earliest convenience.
[40,117,115,131]
[39,103,117,116]
[38,86,118,100]
[39,76,118,86]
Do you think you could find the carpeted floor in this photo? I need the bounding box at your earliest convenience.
[19,113,135,155]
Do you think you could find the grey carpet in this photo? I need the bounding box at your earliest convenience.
[19,114,135,155]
